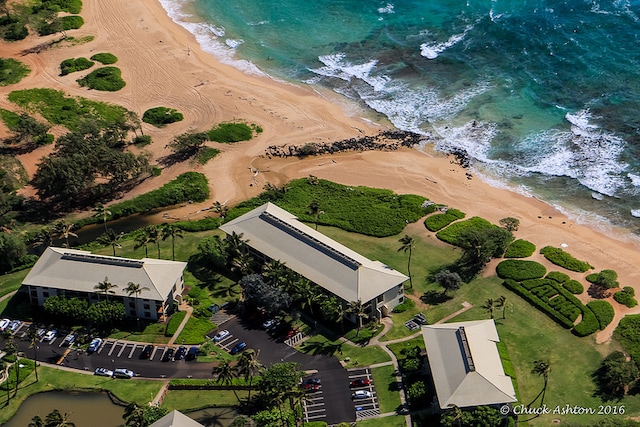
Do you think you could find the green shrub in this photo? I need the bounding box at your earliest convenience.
[546,271,570,283]
[563,280,584,294]
[614,314,640,362]
[392,298,416,313]
[586,300,615,330]
[2,23,28,41]
[504,238,535,258]
[586,269,619,289]
[614,288,638,308]
[435,216,498,246]
[424,208,466,232]
[133,135,152,146]
[174,217,221,232]
[573,306,600,337]
[539,246,593,272]
[142,106,184,127]
[61,15,84,30]
[195,147,220,165]
[90,52,118,64]
[496,259,546,281]
[207,122,256,143]
[77,66,126,91]
[0,58,30,86]
[502,279,574,329]
[165,311,187,337]
[60,57,94,76]
[150,165,162,176]
[57,0,83,14]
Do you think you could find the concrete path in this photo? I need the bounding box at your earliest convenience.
[167,304,193,346]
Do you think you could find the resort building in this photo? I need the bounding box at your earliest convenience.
[219,202,408,318]
[149,410,204,427]
[421,320,517,410]
[22,247,187,321]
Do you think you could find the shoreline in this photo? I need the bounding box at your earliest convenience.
[2,0,640,341]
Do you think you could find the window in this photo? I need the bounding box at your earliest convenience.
[398,296,404,303]
[129,302,135,308]
[144,311,150,318]
[42,291,49,297]
[30,290,37,297]
[143,304,150,310]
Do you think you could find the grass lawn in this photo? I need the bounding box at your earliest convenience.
[298,334,391,368]
[0,268,28,299]
[175,316,216,345]
[372,364,402,413]
[109,322,170,344]
[356,415,407,427]
[161,389,248,412]
[0,365,163,425]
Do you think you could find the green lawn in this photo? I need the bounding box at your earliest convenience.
[109,322,170,344]
[161,389,248,412]
[356,415,407,427]
[298,334,391,368]
[371,364,402,413]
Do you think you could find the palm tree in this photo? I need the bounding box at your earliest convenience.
[92,203,112,233]
[237,349,263,400]
[231,251,254,276]
[294,279,322,316]
[161,224,184,261]
[27,327,39,382]
[212,360,240,402]
[482,298,496,319]
[347,299,369,337]
[33,227,55,253]
[54,221,77,248]
[124,282,150,320]
[44,409,75,427]
[145,225,161,258]
[262,259,288,288]
[397,235,415,288]
[123,403,145,427]
[134,229,153,257]
[98,228,123,256]
[323,296,347,332]
[496,295,507,319]
[94,277,118,301]
[225,231,248,260]
[529,359,551,407]
[307,199,323,230]
[28,415,44,427]
[212,201,229,219]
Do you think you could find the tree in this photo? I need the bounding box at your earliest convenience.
[212,360,240,402]
[53,221,77,248]
[292,279,322,316]
[499,217,520,232]
[237,349,263,399]
[259,362,304,425]
[144,225,161,258]
[29,416,44,427]
[225,231,248,260]
[261,259,289,288]
[307,199,323,230]
[98,228,123,256]
[124,282,150,320]
[321,296,347,331]
[455,226,512,280]
[12,113,51,146]
[0,232,27,273]
[93,203,112,233]
[347,300,369,337]
[161,224,183,261]
[482,298,496,319]
[44,409,76,427]
[593,351,639,400]
[529,359,551,407]
[134,229,153,257]
[231,251,255,277]
[434,269,463,295]
[166,132,208,158]
[94,276,118,301]
[496,295,507,319]
[397,235,415,288]
[123,403,145,427]
[27,327,39,382]
[86,300,126,326]
[239,274,291,314]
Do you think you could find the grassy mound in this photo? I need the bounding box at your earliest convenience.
[77,66,126,91]
[504,238,535,258]
[142,106,184,127]
[0,58,30,86]
[90,52,118,64]
[207,122,261,143]
[60,57,94,75]
[540,246,593,272]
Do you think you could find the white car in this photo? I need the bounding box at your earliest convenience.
[213,329,230,342]
[62,333,76,346]
[8,320,21,333]
[262,319,277,329]
[353,390,372,399]
[0,318,10,331]
[94,367,114,377]
[43,329,57,341]
[88,338,103,353]
[113,368,134,379]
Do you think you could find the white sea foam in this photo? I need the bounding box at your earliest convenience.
[378,3,395,14]
[591,192,605,200]
[419,25,473,60]
[225,39,244,49]
[310,54,390,92]
[632,209,640,218]
[628,173,640,187]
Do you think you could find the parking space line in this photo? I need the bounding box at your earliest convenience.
[128,344,137,359]
[96,342,107,354]
[107,341,118,356]
[150,347,160,360]
[117,343,127,358]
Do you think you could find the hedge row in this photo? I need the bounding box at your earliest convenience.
[546,271,570,284]
[173,217,222,232]
[504,239,536,258]
[424,208,466,232]
[496,259,547,281]
[502,279,574,329]
[572,306,599,337]
[586,300,615,330]
[563,280,584,294]
[539,246,593,272]
[436,216,497,246]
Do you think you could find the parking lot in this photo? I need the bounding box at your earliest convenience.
[348,368,380,418]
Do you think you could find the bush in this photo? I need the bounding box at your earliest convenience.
[195,147,220,165]
[133,135,152,146]
[90,52,118,64]
[614,288,638,308]
[61,15,84,30]
[539,246,593,272]
[142,106,184,127]
[546,271,570,283]
[496,259,547,281]
[207,122,257,143]
[60,57,94,76]
[392,298,416,313]
[587,300,615,330]
[424,208,466,232]
[502,279,574,329]
[2,23,28,41]
[173,217,221,232]
[563,280,584,294]
[614,314,640,362]
[0,58,30,86]
[77,66,126,91]
[586,270,619,289]
[504,238,535,258]
[572,306,600,337]
[435,217,497,246]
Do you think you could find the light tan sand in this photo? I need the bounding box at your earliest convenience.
[2,0,640,342]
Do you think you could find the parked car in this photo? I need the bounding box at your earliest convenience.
[88,338,103,353]
[36,328,47,339]
[186,346,199,361]
[140,345,154,359]
[262,318,277,329]
[353,390,372,399]
[413,313,427,325]
[162,348,175,362]
[285,329,300,339]
[302,378,321,386]
[174,346,187,360]
[0,318,9,331]
[62,333,76,346]
[43,329,57,342]
[350,378,371,388]
[230,342,247,355]
[213,330,230,342]
[94,367,113,377]
[7,320,21,333]
[113,368,135,379]
[302,383,320,392]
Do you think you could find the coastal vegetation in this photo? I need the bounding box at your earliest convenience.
[59,57,93,75]
[540,245,593,272]
[0,0,83,42]
[207,121,262,143]
[76,66,126,91]
[0,58,30,85]
[504,238,536,258]
[423,208,465,231]
[142,106,184,127]
[90,52,118,64]
[614,287,638,308]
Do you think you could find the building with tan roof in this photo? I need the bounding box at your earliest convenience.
[149,410,204,427]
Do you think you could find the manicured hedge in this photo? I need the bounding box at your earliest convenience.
[614,314,640,362]
[61,15,84,30]
[614,287,638,308]
[572,306,599,337]
[504,239,536,258]
[436,216,497,246]
[539,246,593,272]
[496,259,547,281]
[173,217,221,232]
[142,106,184,127]
[424,208,466,232]
[502,279,574,329]
[563,280,584,294]
[586,269,619,289]
[90,52,118,64]
[586,300,615,330]
[77,66,126,91]
[546,271,570,284]
[60,57,94,75]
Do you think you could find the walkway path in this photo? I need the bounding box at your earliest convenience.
[167,304,193,346]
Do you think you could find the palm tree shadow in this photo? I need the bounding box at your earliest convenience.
[421,290,452,305]
[299,340,342,356]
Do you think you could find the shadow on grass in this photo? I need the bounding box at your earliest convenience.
[420,290,452,305]
[299,340,343,356]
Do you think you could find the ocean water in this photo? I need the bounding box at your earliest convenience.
[160,0,640,235]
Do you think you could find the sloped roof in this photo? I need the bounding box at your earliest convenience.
[22,247,186,301]
[220,202,407,303]
[149,410,204,427]
[422,320,517,409]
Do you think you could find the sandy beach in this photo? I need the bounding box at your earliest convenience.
[2,0,640,341]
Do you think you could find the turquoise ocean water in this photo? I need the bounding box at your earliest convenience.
[160,0,640,236]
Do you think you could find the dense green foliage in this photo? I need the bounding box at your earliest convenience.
[546,271,570,283]
[0,58,30,86]
[563,279,584,294]
[614,314,640,362]
[586,269,619,289]
[572,305,600,337]
[226,178,428,237]
[0,358,35,392]
[423,208,465,231]
[59,57,94,75]
[593,351,639,400]
[435,216,497,245]
[43,295,125,326]
[8,88,130,130]
[0,0,82,41]
[90,52,118,64]
[77,66,126,91]
[195,147,220,164]
[207,121,260,143]
[60,14,83,30]
[504,238,536,258]
[173,217,222,232]
[586,300,615,330]
[142,106,184,127]
[540,246,593,272]
[614,287,638,308]
[496,259,547,281]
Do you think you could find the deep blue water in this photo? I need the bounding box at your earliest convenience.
[160,0,640,234]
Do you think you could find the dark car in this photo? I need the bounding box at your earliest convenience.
[185,346,199,361]
[230,342,247,355]
[140,345,154,359]
[350,378,371,388]
[162,348,175,362]
[174,346,187,360]
[302,378,321,386]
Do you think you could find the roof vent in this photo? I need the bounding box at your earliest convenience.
[457,326,476,372]
[62,253,144,268]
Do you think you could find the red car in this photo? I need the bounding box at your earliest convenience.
[302,383,320,392]
[350,378,371,388]
[285,329,300,339]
